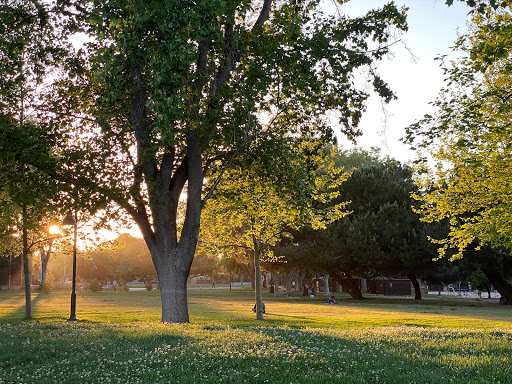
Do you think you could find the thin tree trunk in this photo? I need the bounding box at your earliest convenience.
[19,83,31,318]
[22,203,31,319]
[285,272,293,295]
[485,283,492,299]
[272,271,280,297]
[324,273,330,296]
[360,278,368,294]
[253,237,264,320]
[296,269,305,294]
[8,252,12,287]
[40,247,51,290]
[41,255,48,284]
[407,273,422,300]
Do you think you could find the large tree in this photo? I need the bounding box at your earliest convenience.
[0,0,72,317]
[405,6,512,262]
[285,150,439,300]
[6,0,408,322]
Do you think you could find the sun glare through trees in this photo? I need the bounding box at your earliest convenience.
[1,0,512,382]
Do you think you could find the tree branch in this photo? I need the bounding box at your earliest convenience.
[159,148,175,193]
[130,66,157,182]
[253,0,273,31]
[212,23,238,96]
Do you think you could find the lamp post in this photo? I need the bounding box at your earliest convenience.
[62,214,78,322]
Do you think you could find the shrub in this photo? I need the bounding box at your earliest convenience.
[88,278,103,292]
[145,282,153,291]
[40,273,54,294]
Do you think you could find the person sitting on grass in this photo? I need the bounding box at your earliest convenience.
[252,301,265,313]
[328,296,338,304]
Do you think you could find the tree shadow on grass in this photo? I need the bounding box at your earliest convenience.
[0,320,510,384]
[0,291,45,322]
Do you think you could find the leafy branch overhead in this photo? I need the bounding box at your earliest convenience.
[406,6,512,259]
[446,0,511,13]
[202,141,350,258]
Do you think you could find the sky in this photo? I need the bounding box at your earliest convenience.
[333,0,471,163]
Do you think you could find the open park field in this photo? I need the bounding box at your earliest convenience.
[0,289,511,384]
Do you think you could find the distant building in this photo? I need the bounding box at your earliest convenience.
[367,278,428,296]
[0,255,23,289]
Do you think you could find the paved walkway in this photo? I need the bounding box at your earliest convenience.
[427,290,501,299]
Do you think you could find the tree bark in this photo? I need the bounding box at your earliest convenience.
[407,273,422,300]
[272,271,280,297]
[481,267,512,305]
[324,273,330,296]
[40,253,49,285]
[296,269,306,295]
[39,245,51,290]
[285,272,293,295]
[329,271,364,300]
[147,137,202,323]
[151,246,193,323]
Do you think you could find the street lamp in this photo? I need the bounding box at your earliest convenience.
[62,214,78,322]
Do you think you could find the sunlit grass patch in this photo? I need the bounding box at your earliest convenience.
[0,290,511,383]
[1,322,511,383]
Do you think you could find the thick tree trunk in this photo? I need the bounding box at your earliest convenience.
[407,273,422,300]
[144,133,202,323]
[329,271,364,300]
[152,246,194,323]
[481,267,512,305]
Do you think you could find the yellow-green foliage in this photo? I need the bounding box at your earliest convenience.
[411,10,512,258]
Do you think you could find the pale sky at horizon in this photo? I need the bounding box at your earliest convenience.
[335,0,471,163]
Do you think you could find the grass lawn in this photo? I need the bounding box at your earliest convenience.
[0,289,511,384]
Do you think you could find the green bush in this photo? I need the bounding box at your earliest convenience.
[88,278,103,292]
[40,273,54,294]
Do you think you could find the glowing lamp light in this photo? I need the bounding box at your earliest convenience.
[48,225,61,235]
